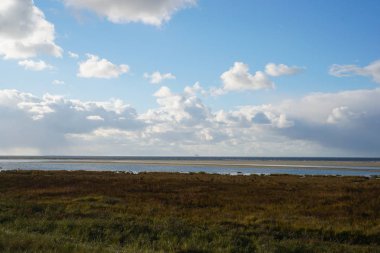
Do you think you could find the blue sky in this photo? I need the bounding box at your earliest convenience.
[0,0,380,156]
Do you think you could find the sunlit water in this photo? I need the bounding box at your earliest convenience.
[1,158,380,176]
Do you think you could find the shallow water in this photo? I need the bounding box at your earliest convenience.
[1,158,380,176]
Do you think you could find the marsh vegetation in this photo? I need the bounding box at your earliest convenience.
[0,170,379,252]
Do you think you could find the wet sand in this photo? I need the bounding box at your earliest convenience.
[32,158,380,172]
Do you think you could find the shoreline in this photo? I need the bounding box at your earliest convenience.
[32,159,380,167]
[7,159,380,172]
[1,169,380,177]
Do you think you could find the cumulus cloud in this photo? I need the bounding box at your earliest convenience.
[265,63,304,77]
[0,87,379,156]
[0,0,62,59]
[221,62,274,92]
[214,61,303,95]
[144,71,176,84]
[326,106,357,124]
[140,83,211,131]
[329,60,380,83]
[78,54,129,79]
[63,0,197,26]
[184,82,207,96]
[18,59,53,71]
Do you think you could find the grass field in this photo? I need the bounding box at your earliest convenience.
[0,170,379,252]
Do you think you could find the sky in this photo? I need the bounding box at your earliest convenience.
[0,0,380,156]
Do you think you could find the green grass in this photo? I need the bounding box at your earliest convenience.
[0,170,379,252]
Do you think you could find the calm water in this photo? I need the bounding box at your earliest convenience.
[0,157,380,176]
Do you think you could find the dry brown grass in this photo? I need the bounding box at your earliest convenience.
[0,170,379,252]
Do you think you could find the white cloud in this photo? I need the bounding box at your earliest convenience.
[0,0,62,59]
[52,80,65,85]
[78,54,129,79]
[18,59,53,71]
[221,62,274,92]
[144,71,176,84]
[329,60,380,84]
[275,89,380,155]
[214,61,303,95]
[326,106,359,124]
[86,115,104,121]
[329,64,359,77]
[0,89,142,153]
[0,87,379,156]
[68,51,79,58]
[363,61,380,83]
[154,86,172,98]
[63,0,197,26]
[144,83,211,124]
[209,87,227,96]
[265,63,303,77]
[184,82,207,96]
[215,104,293,129]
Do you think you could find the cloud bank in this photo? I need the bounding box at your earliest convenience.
[0,87,379,156]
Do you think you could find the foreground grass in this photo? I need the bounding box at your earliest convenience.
[0,170,379,252]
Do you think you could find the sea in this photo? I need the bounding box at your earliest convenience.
[0,156,380,177]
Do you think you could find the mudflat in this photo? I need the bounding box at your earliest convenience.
[29,157,380,166]
[32,158,380,172]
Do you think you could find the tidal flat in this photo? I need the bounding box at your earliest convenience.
[0,170,379,252]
